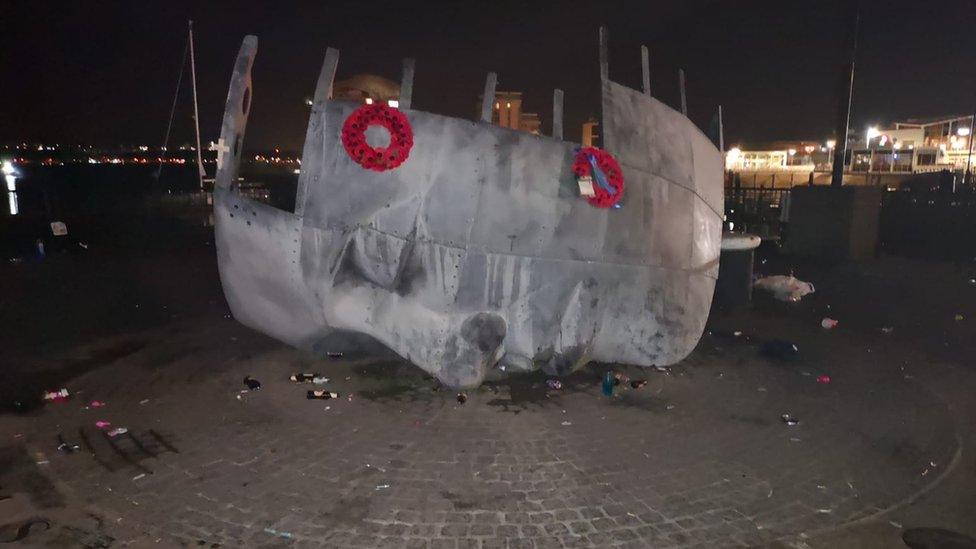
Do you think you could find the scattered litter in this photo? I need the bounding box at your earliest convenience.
[139,399,150,405]
[781,414,800,426]
[816,375,831,384]
[312,376,329,385]
[889,520,903,529]
[761,340,800,361]
[602,372,615,397]
[263,528,294,540]
[613,372,629,385]
[561,421,572,426]
[78,241,89,250]
[307,390,339,400]
[456,392,468,404]
[821,318,839,329]
[95,421,112,429]
[754,275,815,302]
[816,508,833,514]
[132,473,146,481]
[630,379,648,389]
[243,376,261,390]
[734,331,742,337]
[107,428,128,437]
[881,327,894,334]
[665,404,675,410]
[57,434,80,453]
[930,461,938,468]
[375,484,390,490]
[347,394,353,401]
[289,373,321,383]
[89,400,106,408]
[954,314,964,321]
[653,365,672,375]
[42,388,70,402]
[546,379,563,390]
[817,484,826,490]
[757,387,767,392]
[324,406,331,411]
[327,352,343,359]
[969,278,976,285]
[789,437,802,443]
[236,390,249,401]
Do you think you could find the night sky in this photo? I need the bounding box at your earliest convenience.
[3,1,975,151]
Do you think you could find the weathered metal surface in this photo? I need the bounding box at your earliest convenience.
[213,36,723,388]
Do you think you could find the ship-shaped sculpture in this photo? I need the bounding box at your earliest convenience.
[213,29,723,388]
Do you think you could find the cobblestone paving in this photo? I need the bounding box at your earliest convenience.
[2,317,960,548]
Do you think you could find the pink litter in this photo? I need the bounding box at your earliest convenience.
[95,421,112,429]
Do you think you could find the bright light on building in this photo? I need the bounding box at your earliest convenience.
[866,126,880,142]
[364,97,373,105]
[803,145,815,154]
[387,99,399,108]
[725,147,742,169]
[788,148,797,156]
[305,98,313,106]
[879,135,888,146]
[826,139,836,149]
[1,161,14,176]
[506,102,511,108]
[893,142,902,150]
[293,168,301,174]
[958,127,971,136]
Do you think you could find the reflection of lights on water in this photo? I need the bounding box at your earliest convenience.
[1,161,14,176]
[8,191,18,215]
[5,175,15,192]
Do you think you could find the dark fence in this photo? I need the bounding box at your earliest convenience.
[724,186,790,240]
[724,184,976,261]
[879,188,976,261]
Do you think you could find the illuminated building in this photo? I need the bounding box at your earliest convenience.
[478,91,542,135]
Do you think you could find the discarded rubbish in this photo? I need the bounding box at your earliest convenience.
[57,434,80,453]
[760,340,800,361]
[95,421,112,429]
[613,372,629,385]
[89,400,106,408]
[312,376,329,385]
[630,379,648,389]
[263,528,294,540]
[139,399,150,405]
[456,392,468,404]
[107,428,128,437]
[881,327,894,334]
[781,414,800,426]
[821,318,839,329]
[602,372,615,397]
[375,484,390,490]
[653,365,672,375]
[243,376,261,390]
[665,404,675,410]
[132,473,146,481]
[754,275,815,302]
[954,314,964,321]
[816,375,831,384]
[327,352,343,358]
[546,379,563,390]
[561,421,572,426]
[307,390,339,400]
[42,388,70,402]
[289,373,321,383]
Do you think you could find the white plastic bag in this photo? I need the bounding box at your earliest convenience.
[754,275,815,302]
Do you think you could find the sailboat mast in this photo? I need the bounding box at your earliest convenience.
[189,20,205,191]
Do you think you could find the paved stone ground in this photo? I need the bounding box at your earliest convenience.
[2,242,976,547]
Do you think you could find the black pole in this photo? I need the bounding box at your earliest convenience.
[831,7,860,187]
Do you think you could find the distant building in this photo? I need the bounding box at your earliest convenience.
[848,115,972,174]
[332,74,400,106]
[479,91,541,135]
[582,118,600,147]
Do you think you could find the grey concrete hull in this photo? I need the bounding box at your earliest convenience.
[213,37,723,387]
